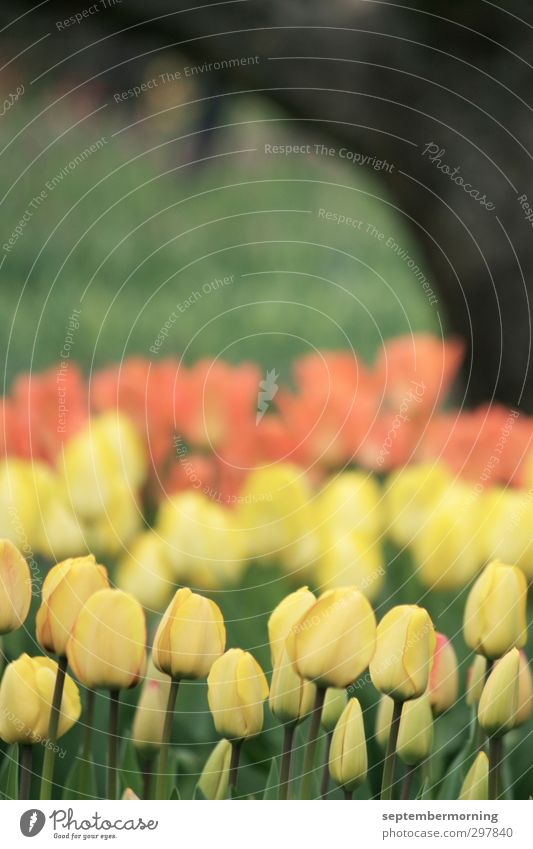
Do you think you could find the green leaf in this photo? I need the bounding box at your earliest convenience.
[437,708,478,800]
[169,785,181,800]
[416,778,431,800]
[263,757,279,800]
[63,753,98,800]
[0,744,19,800]
[193,784,206,800]
[119,737,143,799]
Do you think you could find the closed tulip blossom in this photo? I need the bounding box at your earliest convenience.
[328,698,368,798]
[428,633,458,715]
[459,752,489,801]
[370,605,436,702]
[36,554,109,657]
[466,655,487,706]
[514,651,533,727]
[268,586,316,668]
[132,662,171,754]
[269,648,315,727]
[208,649,268,794]
[288,587,376,690]
[0,539,32,635]
[396,693,434,766]
[152,587,226,680]
[197,739,232,800]
[463,561,527,660]
[0,654,80,745]
[321,688,349,733]
[369,605,435,800]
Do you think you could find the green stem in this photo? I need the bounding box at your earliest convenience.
[343,787,353,800]
[488,735,503,800]
[299,687,326,799]
[381,700,402,800]
[229,739,243,797]
[142,757,153,801]
[19,744,33,800]
[107,690,120,800]
[40,655,67,800]
[81,689,95,761]
[320,731,333,799]
[278,724,295,800]
[155,678,179,800]
[400,763,416,800]
[477,659,494,751]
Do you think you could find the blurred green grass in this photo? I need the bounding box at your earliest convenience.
[1,95,438,385]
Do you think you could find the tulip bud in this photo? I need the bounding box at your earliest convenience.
[463,561,527,659]
[36,554,109,656]
[269,647,316,725]
[0,539,32,635]
[132,661,171,753]
[268,586,316,668]
[396,693,433,765]
[116,532,173,611]
[0,653,81,744]
[328,698,367,791]
[478,648,520,737]
[375,695,394,749]
[428,633,458,715]
[207,648,268,740]
[197,739,232,800]
[466,655,487,706]
[122,788,139,800]
[67,589,146,690]
[459,752,489,801]
[321,688,349,732]
[515,651,533,727]
[152,587,225,680]
[370,605,436,701]
[287,587,376,689]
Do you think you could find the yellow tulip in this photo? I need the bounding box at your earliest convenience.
[116,531,174,611]
[0,654,80,744]
[269,646,316,725]
[207,648,269,740]
[288,587,376,689]
[61,413,146,519]
[86,483,142,557]
[411,481,484,589]
[0,459,41,548]
[370,605,436,701]
[428,633,458,715]
[152,587,225,680]
[318,472,383,538]
[67,589,146,690]
[384,462,451,548]
[131,660,171,753]
[156,492,246,588]
[122,788,140,800]
[478,648,520,737]
[321,687,349,733]
[466,655,487,706]
[197,739,232,800]
[375,695,394,749]
[396,693,433,765]
[515,651,533,727]
[459,752,489,801]
[267,586,316,668]
[0,539,32,635]
[36,554,109,656]
[314,531,384,602]
[463,561,527,659]
[328,698,367,792]
[236,464,320,574]
[483,488,533,581]
[37,493,87,561]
